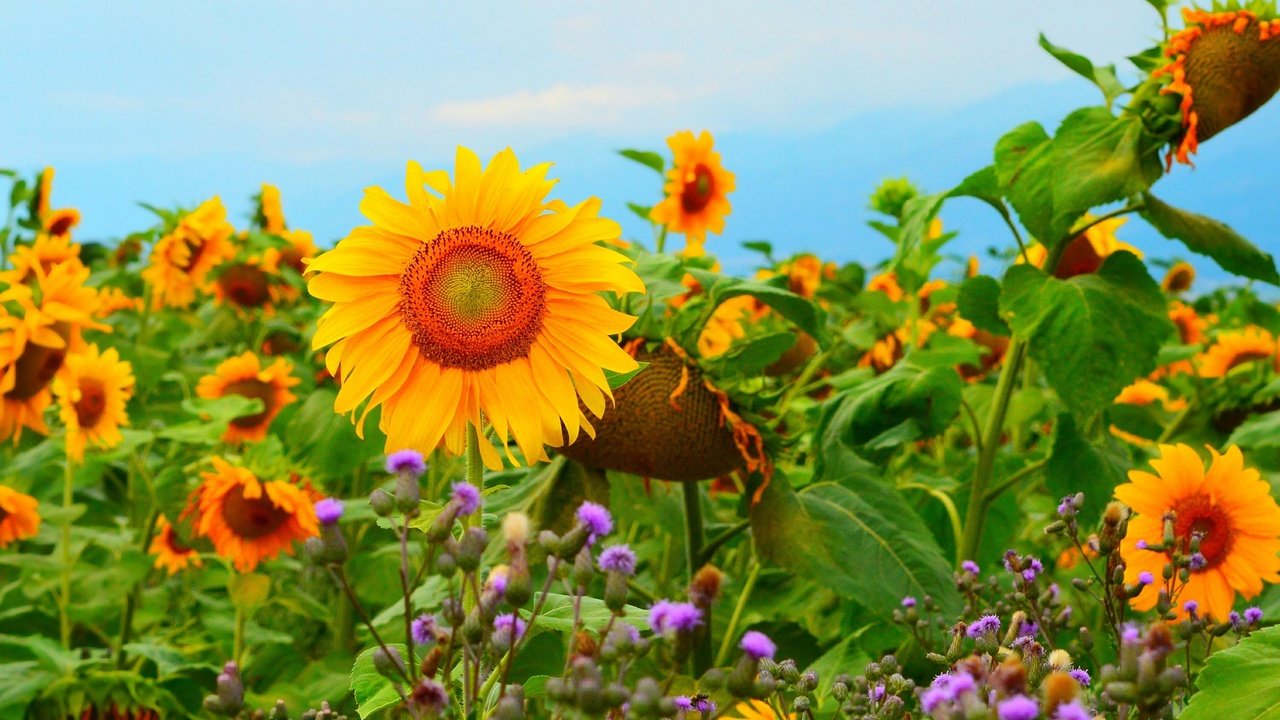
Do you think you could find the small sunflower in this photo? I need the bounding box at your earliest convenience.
[1169,301,1207,345]
[1163,261,1196,293]
[52,344,135,463]
[258,183,286,234]
[196,351,299,442]
[650,131,735,256]
[213,255,285,315]
[149,515,202,575]
[698,295,755,358]
[32,167,81,238]
[0,485,41,547]
[1118,444,1280,620]
[268,229,319,277]
[728,700,793,720]
[307,148,642,468]
[1197,326,1275,378]
[189,458,318,572]
[1115,379,1184,410]
[141,197,236,309]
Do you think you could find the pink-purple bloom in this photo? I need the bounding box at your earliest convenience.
[411,614,439,646]
[315,498,343,525]
[966,614,1001,639]
[649,600,702,635]
[493,613,527,643]
[961,560,980,575]
[451,482,481,515]
[1138,571,1154,585]
[1246,606,1264,625]
[1068,668,1090,687]
[996,695,1039,720]
[1054,701,1091,720]
[739,630,776,660]
[386,449,426,476]
[599,545,637,576]
[920,672,976,712]
[576,501,613,544]
[901,596,917,608]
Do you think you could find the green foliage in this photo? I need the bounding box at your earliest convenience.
[618,149,665,174]
[957,275,1010,336]
[816,360,963,455]
[350,643,407,718]
[1140,192,1280,285]
[1044,414,1130,524]
[1180,625,1280,719]
[1038,35,1127,108]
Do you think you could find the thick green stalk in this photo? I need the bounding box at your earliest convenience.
[682,482,712,674]
[59,460,75,650]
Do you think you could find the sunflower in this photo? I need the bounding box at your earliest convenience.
[1118,444,1280,620]
[95,287,143,317]
[1168,301,1207,345]
[52,344,135,463]
[148,515,202,575]
[0,485,41,547]
[865,271,905,302]
[1021,217,1143,278]
[1163,261,1196,293]
[1111,379,1185,446]
[698,295,755,358]
[213,255,287,315]
[307,148,642,468]
[189,458,318,572]
[1155,7,1280,166]
[1197,326,1275,378]
[32,167,81,238]
[268,229,319,277]
[258,183,286,234]
[196,351,299,442]
[141,197,236,309]
[728,700,793,720]
[3,234,82,284]
[650,131,735,256]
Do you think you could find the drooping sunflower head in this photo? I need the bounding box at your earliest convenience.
[307,148,643,468]
[1162,261,1196,293]
[0,484,41,547]
[1197,325,1276,377]
[1152,4,1280,166]
[149,514,202,575]
[141,197,237,309]
[649,131,735,255]
[52,344,135,463]
[258,183,286,234]
[189,458,318,573]
[195,351,299,443]
[1118,444,1280,620]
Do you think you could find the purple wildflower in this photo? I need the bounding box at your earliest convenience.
[962,560,980,574]
[1068,668,1090,687]
[1057,495,1077,517]
[1246,606,1264,625]
[314,498,343,525]
[693,698,716,713]
[1121,623,1141,644]
[1183,600,1199,617]
[920,672,975,712]
[385,449,426,476]
[901,596,917,608]
[1136,539,1149,550]
[451,482,480,515]
[1189,553,1207,571]
[576,501,613,543]
[673,696,693,711]
[649,600,701,635]
[411,614,439,646]
[1018,621,1039,638]
[997,695,1040,720]
[740,630,776,660]
[869,683,886,703]
[966,614,1001,639]
[1138,571,1154,585]
[1054,701,1091,720]
[599,545,637,576]
[409,678,448,714]
[493,613,527,644]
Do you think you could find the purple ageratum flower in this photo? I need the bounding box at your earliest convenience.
[315,498,344,525]
[1121,623,1142,644]
[599,545,637,576]
[901,596,917,608]
[1068,668,1090,687]
[451,482,481,515]
[576,501,613,543]
[1018,621,1039,638]
[693,698,715,714]
[739,630,776,660]
[1230,610,1243,628]
[648,600,701,635]
[386,449,426,476]
[411,614,439,646]
[997,695,1040,720]
[1054,701,1091,720]
[869,683,886,703]
[1135,539,1149,550]
[1246,606,1265,625]
[1183,600,1199,617]
[673,696,693,711]
[1189,553,1207,571]
[962,560,981,575]
[966,614,1001,639]
[1138,571,1154,585]
[920,672,976,712]
[493,613,527,644]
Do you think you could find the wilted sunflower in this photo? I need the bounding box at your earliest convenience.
[188,458,318,572]
[51,344,135,463]
[32,167,81,238]
[1197,325,1275,377]
[1119,444,1280,620]
[149,514,202,575]
[258,183,286,234]
[650,131,735,256]
[1162,261,1196,293]
[307,148,642,468]
[141,197,236,309]
[1155,6,1280,166]
[0,485,41,547]
[196,351,299,443]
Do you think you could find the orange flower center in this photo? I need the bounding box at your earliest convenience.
[4,328,70,401]
[398,225,546,371]
[47,213,76,237]
[224,379,277,429]
[221,485,289,539]
[74,379,107,428]
[1172,494,1236,569]
[218,264,272,308]
[680,165,716,214]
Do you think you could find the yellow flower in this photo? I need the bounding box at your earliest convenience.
[650,130,735,256]
[149,515,203,575]
[0,485,41,547]
[33,167,81,238]
[141,197,236,308]
[196,351,299,443]
[1022,217,1143,278]
[52,344,135,463]
[213,255,285,315]
[1163,262,1196,293]
[188,458,318,572]
[698,295,754,358]
[1169,301,1207,345]
[1118,444,1280,620]
[1197,326,1275,378]
[3,234,83,284]
[259,183,286,233]
[306,148,642,468]
[728,700,793,719]
[95,287,143,316]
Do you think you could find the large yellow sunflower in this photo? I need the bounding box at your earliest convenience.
[1118,444,1280,620]
[1169,301,1207,345]
[259,183,286,234]
[196,351,299,443]
[0,485,41,547]
[149,514,202,575]
[650,131,735,256]
[306,148,643,468]
[189,458,318,572]
[51,344,135,463]
[141,197,236,309]
[1197,326,1275,378]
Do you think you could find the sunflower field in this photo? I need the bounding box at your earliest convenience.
[7,2,1280,719]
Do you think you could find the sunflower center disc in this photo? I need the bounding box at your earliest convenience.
[224,379,277,428]
[219,264,272,308]
[74,379,107,428]
[681,164,716,214]
[5,325,72,401]
[1173,494,1236,569]
[173,236,207,272]
[221,486,290,539]
[399,225,546,371]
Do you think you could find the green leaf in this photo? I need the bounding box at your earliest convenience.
[1229,410,1280,450]
[805,635,871,710]
[606,362,649,390]
[705,332,797,376]
[1000,252,1172,418]
[742,240,774,258]
[1038,34,1127,107]
[1140,193,1280,285]
[994,121,1054,240]
[683,271,829,348]
[618,149,664,174]
[750,477,962,618]
[957,275,1010,336]
[350,643,406,718]
[1181,625,1280,719]
[228,572,272,611]
[817,360,963,453]
[626,202,653,223]
[531,594,646,634]
[1045,413,1129,524]
[158,395,262,445]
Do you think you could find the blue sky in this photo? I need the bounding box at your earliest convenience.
[4,1,1278,285]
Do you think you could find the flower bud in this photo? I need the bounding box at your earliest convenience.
[372,646,406,681]
[456,527,488,572]
[395,472,421,514]
[435,551,457,578]
[605,570,629,613]
[216,661,245,715]
[572,547,594,589]
[689,564,724,608]
[503,512,530,545]
[369,489,395,517]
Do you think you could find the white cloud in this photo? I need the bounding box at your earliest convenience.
[427,83,684,129]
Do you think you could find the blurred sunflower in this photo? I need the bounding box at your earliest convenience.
[258,183,286,234]
[2,234,82,284]
[141,197,236,309]
[1197,326,1275,378]
[0,485,40,547]
[306,148,642,468]
[51,344,135,463]
[95,287,143,317]
[1168,301,1207,345]
[1119,444,1280,620]
[196,351,299,442]
[148,515,202,575]
[268,229,319,277]
[1111,379,1185,446]
[1162,261,1196,293]
[728,700,792,719]
[213,255,284,315]
[650,131,735,256]
[1021,216,1142,278]
[698,295,755,358]
[33,167,81,238]
[188,458,318,572]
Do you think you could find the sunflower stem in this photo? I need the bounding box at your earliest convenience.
[715,559,760,666]
[465,423,483,526]
[59,458,75,651]
[681,482,712,675]
[233,603,246,665]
